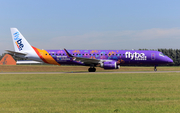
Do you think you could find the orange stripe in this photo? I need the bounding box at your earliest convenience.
[15,42,19,48]
[32,46,48,63]
[32,46,60,65]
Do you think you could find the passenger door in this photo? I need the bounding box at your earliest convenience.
[151,53,155,60]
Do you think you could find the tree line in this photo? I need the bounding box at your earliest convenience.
[0,48,179,66]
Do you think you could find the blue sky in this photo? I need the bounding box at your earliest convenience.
[1,0,180,54]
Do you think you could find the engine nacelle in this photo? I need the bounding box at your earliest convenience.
[100,61,120,69]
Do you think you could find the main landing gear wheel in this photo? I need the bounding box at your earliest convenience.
[88,68,96,72]
[154,66,157,71]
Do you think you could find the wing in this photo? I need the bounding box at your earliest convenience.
[73,56,100,64]
[64,48,101,64]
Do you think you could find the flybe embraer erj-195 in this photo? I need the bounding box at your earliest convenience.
[6,28,173,72]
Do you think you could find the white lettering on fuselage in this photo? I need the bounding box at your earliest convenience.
[125,52,147,60]
[57,56,70,61]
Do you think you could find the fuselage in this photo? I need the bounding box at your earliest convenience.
[28,48,173,66]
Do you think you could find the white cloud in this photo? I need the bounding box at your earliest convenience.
[50,28,180,43]
[133,28,180,40]
[47,28,180,49]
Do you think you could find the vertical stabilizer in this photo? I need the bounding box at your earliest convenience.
[9,28,43,62]
[11,28,33,52]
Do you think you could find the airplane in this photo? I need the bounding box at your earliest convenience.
[6,28,173,72]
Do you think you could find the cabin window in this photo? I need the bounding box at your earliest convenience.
[59,54,61,55]
[112,54,114,55]
[52,54,54,55]
[83,54,84,55]
[93,54,95,55]
[97,54,99,55]
[76,54,78,55]
[105,54,107,55]
[73,54,74,55]
[45,54,47,55]
[56,54,58,55]
[123,54,125,56]
[49,54,51,55]
[86,54,88,55]
[90,54,91,55]
[116,54,117,56]
[109,54,110,56]
[101,54,103,56]
[79,54,81,55]
[62,54,64,55]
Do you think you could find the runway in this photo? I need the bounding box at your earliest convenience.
[0,71,180,74]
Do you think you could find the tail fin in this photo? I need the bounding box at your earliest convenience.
[11,28,33,52]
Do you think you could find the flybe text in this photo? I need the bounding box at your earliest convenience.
[13,32,20,40]
[13,32,24,51]
[125,52,147,60]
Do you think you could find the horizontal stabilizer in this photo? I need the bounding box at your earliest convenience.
[5,50,27,55]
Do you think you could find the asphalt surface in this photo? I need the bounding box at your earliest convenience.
[0,71,180,74]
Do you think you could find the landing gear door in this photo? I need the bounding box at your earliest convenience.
[151,53,155,60]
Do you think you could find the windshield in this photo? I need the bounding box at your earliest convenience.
[159,52,166,57]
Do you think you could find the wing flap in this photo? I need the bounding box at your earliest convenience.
[74,57,100,64]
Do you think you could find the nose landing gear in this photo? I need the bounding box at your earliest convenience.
[154,65,157,71]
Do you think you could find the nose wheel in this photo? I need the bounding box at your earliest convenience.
[154,66,157,71]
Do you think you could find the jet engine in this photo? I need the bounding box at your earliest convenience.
[100,61,120,69]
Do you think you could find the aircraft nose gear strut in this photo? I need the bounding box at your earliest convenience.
[154,65,157,71]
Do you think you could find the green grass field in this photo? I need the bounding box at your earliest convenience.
[0,72,180,112]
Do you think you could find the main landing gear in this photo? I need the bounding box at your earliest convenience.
[154,65,157,71]
[88,65,96,72]
[88,68,96,72]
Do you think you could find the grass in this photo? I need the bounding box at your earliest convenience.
[0,65,180,72]
[0,73,180,112]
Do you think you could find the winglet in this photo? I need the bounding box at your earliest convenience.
[64,48,73,57]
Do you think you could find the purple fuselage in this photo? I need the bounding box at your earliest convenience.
[46,49,173,66]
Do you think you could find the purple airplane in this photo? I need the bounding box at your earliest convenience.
[6,28,173,72]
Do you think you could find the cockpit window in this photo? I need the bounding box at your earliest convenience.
[159,52,165,57]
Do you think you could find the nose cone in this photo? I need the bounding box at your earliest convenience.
[163,56,173,64]
[157,52,173,64]
[167,57,173,63]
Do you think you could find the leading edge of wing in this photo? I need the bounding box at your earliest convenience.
[64,48,100,64]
